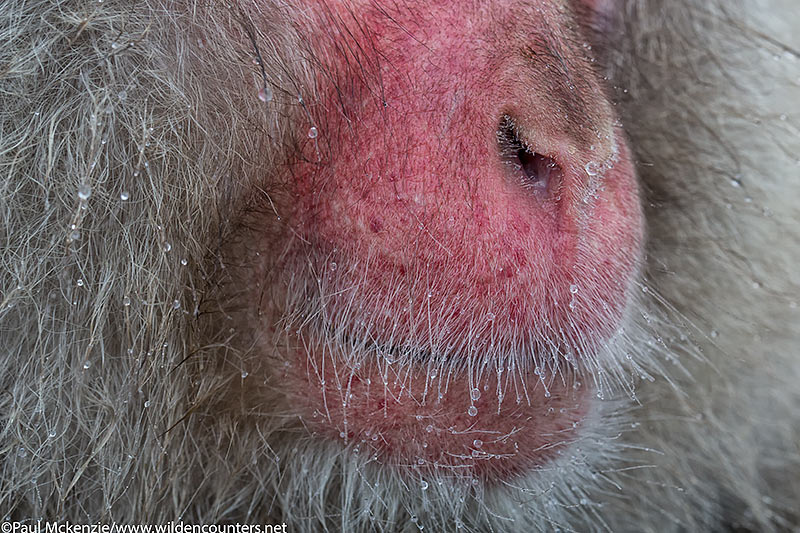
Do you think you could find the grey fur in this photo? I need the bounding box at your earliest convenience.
[1,0,798,531]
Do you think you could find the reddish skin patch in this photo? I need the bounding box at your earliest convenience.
[265,0,642,481]
[290,342,591,480]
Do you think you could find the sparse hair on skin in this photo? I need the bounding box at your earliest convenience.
[1,0,799,531]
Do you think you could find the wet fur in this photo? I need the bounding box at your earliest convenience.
[1,0,798,530]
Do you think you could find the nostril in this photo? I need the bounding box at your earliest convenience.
[517,149,559,193]
[497,115,561,195]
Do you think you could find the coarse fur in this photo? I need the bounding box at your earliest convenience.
[1,0,799,531]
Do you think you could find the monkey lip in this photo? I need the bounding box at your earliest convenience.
[293,332,595,483]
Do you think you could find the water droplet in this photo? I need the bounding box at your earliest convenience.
[180,258,188,266]
[308,126,318,139]
[120,191,130,201]
[83,360,91,369]
[420,480,429,490]
[172,300,181,310]
[163,242,172,253]
[467,405,478,417]
[584,161,601,177]
[241,370,249,379]
[569,284,579,294]
[76,279,84,287]
[77,184,92,201]
[473,439,483,448]
[329,262,337,271]
[144,400,151,408]
[122,296,131,306]
[425,424,434,433]
[49,429,57,438]
[470,388,481,401]
[258,86,273,103]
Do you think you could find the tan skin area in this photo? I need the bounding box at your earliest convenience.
[233,0,642,482]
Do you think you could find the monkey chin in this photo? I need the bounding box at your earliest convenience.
[288,341,595,482]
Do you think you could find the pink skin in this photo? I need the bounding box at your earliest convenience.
[259,0,642,481]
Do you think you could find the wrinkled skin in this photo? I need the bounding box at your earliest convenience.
[1,0,799,531]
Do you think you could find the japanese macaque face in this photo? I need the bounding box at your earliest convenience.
[225,0,643,482]
[1,0,798,530]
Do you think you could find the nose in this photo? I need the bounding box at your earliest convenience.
[284,0,644,353]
